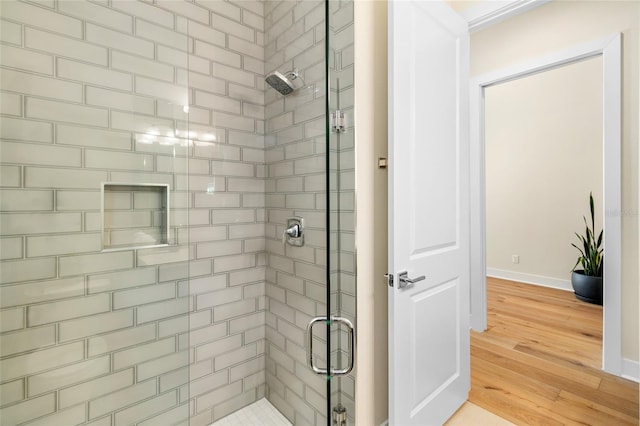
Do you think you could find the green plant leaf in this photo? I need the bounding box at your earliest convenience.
[571,193,603,276]
[571,242,585,257]
[589,192,595,231]
[582,236,590,256]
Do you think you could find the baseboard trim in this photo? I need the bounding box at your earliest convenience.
[622,358,640,383]
[486,268,573,292]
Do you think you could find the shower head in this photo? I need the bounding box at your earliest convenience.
[265,69,302,95]
[265,70,295,95]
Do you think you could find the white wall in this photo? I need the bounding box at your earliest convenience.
[485,56,603,288]
[471,0,639,362]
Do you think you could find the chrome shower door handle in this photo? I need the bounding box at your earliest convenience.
[306,316,328,375]
[306,316,355,376]
[330,316,355,376]
[397,271,425,289]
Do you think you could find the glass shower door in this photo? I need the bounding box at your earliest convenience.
[262,0,350,424]
[327,0,357,424]
[302,0,357,424]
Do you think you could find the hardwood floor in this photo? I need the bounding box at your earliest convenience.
[469,277,639,425]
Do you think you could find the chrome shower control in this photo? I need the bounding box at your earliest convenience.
[283,217,304,247]
[285,224,301,238]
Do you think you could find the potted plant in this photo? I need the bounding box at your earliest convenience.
[571,192,603,305]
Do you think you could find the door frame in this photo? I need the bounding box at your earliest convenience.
[469,34,623,375]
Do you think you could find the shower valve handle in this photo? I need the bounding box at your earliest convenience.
[282,224,300,245]
[285,224,301,238]
[282,217,305,247]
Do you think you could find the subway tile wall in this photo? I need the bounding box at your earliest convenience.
[0,0,270,425]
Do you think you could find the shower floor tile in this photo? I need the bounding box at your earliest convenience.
[211,398,292,426]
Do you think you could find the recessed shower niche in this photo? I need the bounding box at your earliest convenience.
[101,183,170,251]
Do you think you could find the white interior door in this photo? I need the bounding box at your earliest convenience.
[388,1,470,424]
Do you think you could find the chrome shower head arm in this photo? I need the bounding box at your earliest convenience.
[284,68,305,86]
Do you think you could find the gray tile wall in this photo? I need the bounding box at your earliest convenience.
[0,0,268,425]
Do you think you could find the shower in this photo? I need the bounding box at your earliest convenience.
[264,69,304,95]
[0,0,356,425]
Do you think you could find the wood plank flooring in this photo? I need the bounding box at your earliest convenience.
[469,277,639,425]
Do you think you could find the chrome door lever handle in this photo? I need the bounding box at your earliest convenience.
[398,271,425,289]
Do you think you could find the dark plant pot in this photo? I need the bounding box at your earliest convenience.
[571,270,603,305]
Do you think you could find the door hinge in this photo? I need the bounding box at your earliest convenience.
[384,273,394,287]
[331,110,346,133]
[333,404,347,426]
